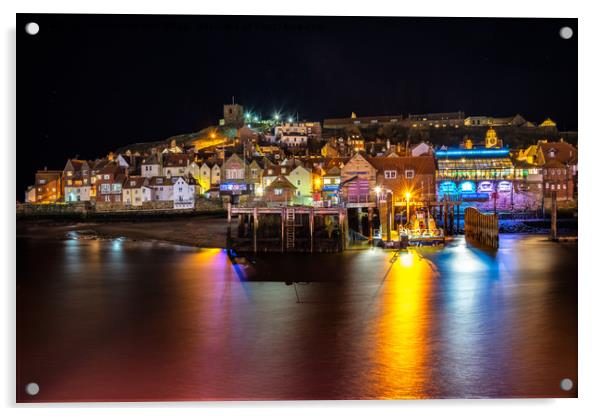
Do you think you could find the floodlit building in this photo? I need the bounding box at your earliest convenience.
[34,169,63,203]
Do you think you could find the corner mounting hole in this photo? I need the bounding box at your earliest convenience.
[25,382,40,396]
[560,378,573,391]
[25,22,39,36]
[559,26,573,40]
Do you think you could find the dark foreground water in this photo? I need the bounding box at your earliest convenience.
[17,235,577,402]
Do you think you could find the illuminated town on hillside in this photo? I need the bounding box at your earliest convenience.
[20,104,577,248]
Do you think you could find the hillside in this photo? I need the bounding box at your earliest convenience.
[115,126,234,154]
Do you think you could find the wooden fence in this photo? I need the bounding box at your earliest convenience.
[464,207,499,249]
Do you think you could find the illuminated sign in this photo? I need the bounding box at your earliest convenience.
[219,183,248,193]
[478,181,494,193]
[498,181,512,192]
[439,181,457,194]
[459,181,476,193]
[462,193,490,201]
[435,148,510,158]
[322,185,339,191]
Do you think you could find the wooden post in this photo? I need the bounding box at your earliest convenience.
[357,207,363,236]
[309,208,314,252]
[253,207,258,253]
[339,210,345,251]
[368,207,374,242]
[281,207,285,252]
[237,212,244,237]
[444,203,449,236]
[449,204,454,235]
[386,192,392,242]
[456,204,460,234]
[226,204,233,254]
[550,191,558,241]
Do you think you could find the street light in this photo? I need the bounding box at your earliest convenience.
[274,113,280,121]
[405,191,411,225]
[375,186,382,202]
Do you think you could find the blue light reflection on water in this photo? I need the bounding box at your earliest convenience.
[17,234,577,401]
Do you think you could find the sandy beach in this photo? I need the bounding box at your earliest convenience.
[16,216,229,248]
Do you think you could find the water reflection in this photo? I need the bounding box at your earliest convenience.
[17,235,577,401]
[371,249,436,399]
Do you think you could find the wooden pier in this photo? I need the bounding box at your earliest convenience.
[227,204,349,253]
[464,207,499,249]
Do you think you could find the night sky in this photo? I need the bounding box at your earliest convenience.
[17,14,577,197]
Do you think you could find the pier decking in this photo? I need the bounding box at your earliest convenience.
[227,205,349,253]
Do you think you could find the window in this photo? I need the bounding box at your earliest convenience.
[38,179,46,184]
[268,169,273,175]
[563,184,567,189]
[296,190,301,196]
[405,170,415,179]
[324,178,332,185]
[297,180,301,186]
[67,180,72,185]
[545,183,550,189]
[67,171,73,177]
[274,189,283,196]
[384,170,397,179]
[103,175,110,180]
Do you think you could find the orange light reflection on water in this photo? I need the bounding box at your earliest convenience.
[371,249,437,399]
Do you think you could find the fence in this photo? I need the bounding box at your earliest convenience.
[464,207,499,249]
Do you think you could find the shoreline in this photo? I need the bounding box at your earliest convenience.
[16,216,229,248]
[16,216,577,249]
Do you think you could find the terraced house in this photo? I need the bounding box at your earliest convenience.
[63,159,93,202]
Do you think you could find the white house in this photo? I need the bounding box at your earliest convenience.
[64,184,93,202]
[288,165,313,204]
[122,177,148,207]
[141,154,161,178]
[148,176,174,201]
[279,133,308,148]
[185,161,201,182]
[211,163,222,185]
[173,176,199,209]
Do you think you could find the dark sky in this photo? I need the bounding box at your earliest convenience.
[17,14,577,196]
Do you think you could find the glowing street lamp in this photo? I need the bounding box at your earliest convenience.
[245,112,251,120]
[375,186,382,202]
[314,177,322,191]
[288,117,293,123]
[273,113,280,121]
[405,191,411,225]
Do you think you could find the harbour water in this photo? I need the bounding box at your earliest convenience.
[16,234,577,401]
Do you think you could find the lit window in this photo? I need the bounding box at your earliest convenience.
[275,189,283,195]
[104,175,110,180]
[405,170,415,179]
